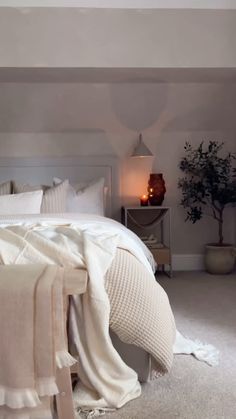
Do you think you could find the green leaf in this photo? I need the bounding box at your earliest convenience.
[178,140,236,244]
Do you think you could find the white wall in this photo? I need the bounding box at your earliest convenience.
[0,6,235,257]
[0,8,236,68]
[0,81,235,254]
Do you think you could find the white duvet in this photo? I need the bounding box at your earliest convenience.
[0,213,155,273]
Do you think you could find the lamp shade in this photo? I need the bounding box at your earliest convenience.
[131,134,153,158]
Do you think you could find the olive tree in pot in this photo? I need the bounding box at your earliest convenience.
[178,141,236,274]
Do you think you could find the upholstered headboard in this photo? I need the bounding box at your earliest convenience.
[0,156,120,218]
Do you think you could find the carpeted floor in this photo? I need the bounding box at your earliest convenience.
[105,271,236,419]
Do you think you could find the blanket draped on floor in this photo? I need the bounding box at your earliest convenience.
[0,215,176,414]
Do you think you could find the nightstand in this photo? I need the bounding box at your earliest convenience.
[121,206,172,277]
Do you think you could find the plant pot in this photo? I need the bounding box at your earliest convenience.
[204,244,236,274]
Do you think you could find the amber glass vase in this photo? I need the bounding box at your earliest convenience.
[148,173,166,205]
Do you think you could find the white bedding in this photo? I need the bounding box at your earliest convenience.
[0,213,156,273]
[0,213,157,412]
[0,213,218,415]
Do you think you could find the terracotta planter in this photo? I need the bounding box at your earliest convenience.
[148,173,166,206]
[204,244,236,274]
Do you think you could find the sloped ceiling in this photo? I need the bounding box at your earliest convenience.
[0,5,235,136]
[1,8,236,68]
[0,81,236,133]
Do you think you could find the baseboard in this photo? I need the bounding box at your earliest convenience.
[172,254,204,271]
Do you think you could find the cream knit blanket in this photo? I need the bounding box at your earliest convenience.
[105,248,175,375]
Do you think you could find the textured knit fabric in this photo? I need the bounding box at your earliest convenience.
[105,248,176,374]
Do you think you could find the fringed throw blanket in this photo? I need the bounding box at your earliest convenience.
[0,264,76,419]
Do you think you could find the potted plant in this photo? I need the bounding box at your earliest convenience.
[178,141,236,274]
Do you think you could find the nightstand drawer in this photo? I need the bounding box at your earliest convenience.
[149,246,170,265]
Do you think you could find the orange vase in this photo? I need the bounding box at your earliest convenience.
[148,173,166,205]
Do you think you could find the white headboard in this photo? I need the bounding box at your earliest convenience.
[0,156,120,218]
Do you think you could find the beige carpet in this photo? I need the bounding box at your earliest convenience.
[105,271,236,419]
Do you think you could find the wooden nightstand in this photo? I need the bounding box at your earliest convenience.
[121,206,172,277]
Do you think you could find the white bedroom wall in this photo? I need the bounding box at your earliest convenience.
[0,8,236,68]
[0,6,235,261]
[0,81,235,255]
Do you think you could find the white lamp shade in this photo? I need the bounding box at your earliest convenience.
[131,134,153,157]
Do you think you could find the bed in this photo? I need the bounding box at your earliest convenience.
[0,157,176,418]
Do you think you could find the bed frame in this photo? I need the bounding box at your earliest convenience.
[57,268,88,419]
[0,155,120,218]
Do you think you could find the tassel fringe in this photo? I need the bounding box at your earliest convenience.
[150,370,164,380]
[0,386,41,409]
[36,377,59,397]
[0,378,59,409]
[56,350,78,369]
[76,408,114,418]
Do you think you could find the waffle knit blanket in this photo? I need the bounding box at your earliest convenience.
[106,248,175,374]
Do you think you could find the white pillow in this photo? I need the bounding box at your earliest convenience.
[0,190,43,215]
[13,181,49,193]
[41,180,69,213]
[53,177,105,216]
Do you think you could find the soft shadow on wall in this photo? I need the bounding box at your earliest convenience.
[109,82,168,204]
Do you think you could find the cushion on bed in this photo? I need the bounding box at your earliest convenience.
[40,180,69,213]
[0,190,43,215]
[53,177,105,216]
[0,181,12,195]
[13,181,49,193]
